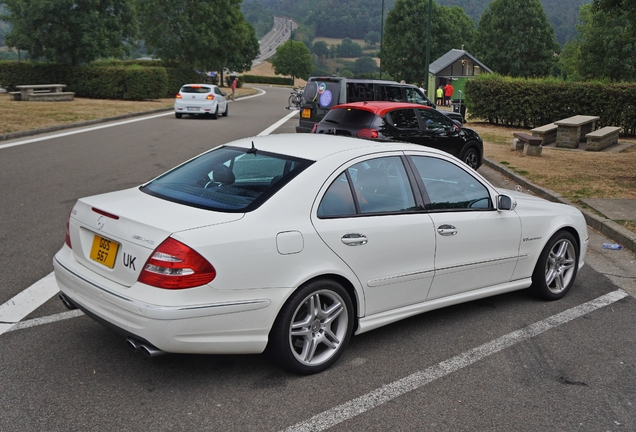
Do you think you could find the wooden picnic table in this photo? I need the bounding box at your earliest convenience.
[554,115,600,148]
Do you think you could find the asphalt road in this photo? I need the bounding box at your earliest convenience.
[1,86,635,431]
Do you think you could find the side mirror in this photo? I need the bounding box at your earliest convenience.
[222,92,227,97]
[497,194,517,211]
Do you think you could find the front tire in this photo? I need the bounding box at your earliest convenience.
[460,145,480,169]
[269,279,354,374]
[531,231,579,300]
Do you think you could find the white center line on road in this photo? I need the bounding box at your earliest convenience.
[0,87,268,151]
[0,272,59,336]
[257,109,299,136]
[282,289,629,432]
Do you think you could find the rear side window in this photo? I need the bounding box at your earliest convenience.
[377,86,403,102]
[180,86,211,94]
[388,109,419,129]
[141,146,312,212]
[321,108,375,128]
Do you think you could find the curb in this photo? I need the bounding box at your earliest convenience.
[484,157,636,253]
[0,107,173,142]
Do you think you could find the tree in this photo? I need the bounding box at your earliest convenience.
[474,0,559,77]
[382,0,475,85]
[353,56,379,75]
[365,30,381,47]
[225,21,260,74]
[560,4,636,82]
[593,0,636,30]
[1,0,136,65]
[137,0,258,74]
[312,40,330,58]
[337,38,363,58]
[271,40,313,80]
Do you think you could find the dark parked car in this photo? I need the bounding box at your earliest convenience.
[296,77,464,133]
[312,101,483,169]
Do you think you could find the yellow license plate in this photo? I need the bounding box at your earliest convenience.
[301,108,311,118]
[90,234,119,269]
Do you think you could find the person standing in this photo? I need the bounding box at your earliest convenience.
[436,85,444,106]
[231,77,238,100]
[444,81,454,106]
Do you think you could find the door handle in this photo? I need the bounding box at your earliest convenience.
[341,233,368,246]
[437,224,457,236]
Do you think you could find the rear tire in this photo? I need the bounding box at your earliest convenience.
[175,112,182,119]
[268,279,354,374]
[531,231,579,300]
[211,106,219,119]
[222,103,229,117]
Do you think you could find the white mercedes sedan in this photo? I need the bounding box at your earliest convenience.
[53,134,588,374]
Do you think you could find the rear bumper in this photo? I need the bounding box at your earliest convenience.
[53,247,286,354]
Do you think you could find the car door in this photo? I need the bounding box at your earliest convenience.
[214,86,227,112]
[407,154,522,300]
[415,108,465,158]
[385,109,423,143]
[311,154,437,315]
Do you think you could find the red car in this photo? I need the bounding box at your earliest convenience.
[312,102,483,169]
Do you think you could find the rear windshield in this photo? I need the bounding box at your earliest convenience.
[180,86,212,93]
[303,80,341,109]
[321,108,375,128]
[141,146,313,212]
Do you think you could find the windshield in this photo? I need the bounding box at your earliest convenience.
[141,146,313,212]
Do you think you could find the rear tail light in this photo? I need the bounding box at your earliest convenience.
[176,94,182,99]
[65,212,72,248]
[357,128,379,139]
[206,94,214,100]
[311,124,318,133]
[138,238,216,289]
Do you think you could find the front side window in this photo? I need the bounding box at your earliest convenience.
[214,87,224,95]
[405,88,428,105]
[141,146,312,212]
[417,108,449,131]
[410,156,492,211]
[377,85,403,102]
[317,156,417,217]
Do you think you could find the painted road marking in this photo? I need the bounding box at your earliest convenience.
[283,289,629,432]
[0,87,267,151]
[0,103,290,336]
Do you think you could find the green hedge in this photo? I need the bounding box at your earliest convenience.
[241,74,293,85]
[0,61,203,99]
[466,74,636,135]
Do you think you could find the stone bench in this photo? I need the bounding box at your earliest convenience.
[9,91,21,101]
[26,91,75,101]
[512,132,542,156]
[585,126,620,151]
[530,123,557,145]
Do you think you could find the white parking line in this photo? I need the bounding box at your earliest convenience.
[0,103,293,336]
[0,272,59,336]
[282,289,629,432]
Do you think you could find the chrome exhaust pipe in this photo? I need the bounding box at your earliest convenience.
[126,337,167,357]
[139,344,167,357]
[59,293,78,310]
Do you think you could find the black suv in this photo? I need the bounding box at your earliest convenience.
[296,77,463,133]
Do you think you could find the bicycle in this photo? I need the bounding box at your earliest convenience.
[288,87,304,109]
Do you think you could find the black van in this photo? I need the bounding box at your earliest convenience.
[296,77,462,133]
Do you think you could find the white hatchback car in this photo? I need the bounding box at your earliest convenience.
[174,84,228,119]
[54,134,588,374]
